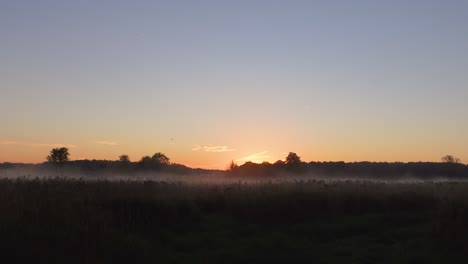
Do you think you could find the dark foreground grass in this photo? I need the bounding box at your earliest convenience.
[0,178,467,263]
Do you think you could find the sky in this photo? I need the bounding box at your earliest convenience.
[1,0,468,169]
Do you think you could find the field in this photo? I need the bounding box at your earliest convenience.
[0,177,467,263]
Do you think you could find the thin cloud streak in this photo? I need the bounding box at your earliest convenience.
[236,151,270,163]
[192,145,235,152]
[29,143,77,148]
[0,141,18,145]
[96,140,118,146]
[0,141,76,148]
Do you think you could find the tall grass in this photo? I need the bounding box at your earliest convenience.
[0,178,467,263]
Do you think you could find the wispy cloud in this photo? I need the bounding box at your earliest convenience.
[29,143,77,148]
[235,151,270,163]
[192,145,235,152]
[96,140,118,146]
[0,141,17,145]
[0,141,76,148]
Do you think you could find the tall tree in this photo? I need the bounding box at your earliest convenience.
[119,154,130,163]
[285,152,302,165]
[285,152,304,173]
[139,153,170,170]
[46,148,70,164]
[227,160,238,175]
[441,155,461,163]
[151,152,170,165]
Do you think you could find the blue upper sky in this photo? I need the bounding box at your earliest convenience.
[1,0,467,167]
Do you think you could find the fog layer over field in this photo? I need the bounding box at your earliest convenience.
[1,166,467,185]
[1,167,468,262]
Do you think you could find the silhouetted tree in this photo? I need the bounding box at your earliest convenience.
[226,160,239,175]
[139,156,153,169]
[285,152,305,173]
[274,160,285,167]
[152,152,170,165]
[285,152,301,165]
[140,156,151,162]
[119,154,130,163]
[139,153,170,170]
[441,155,461,164]
[46,148,70,165]
[46,147,70,176]
[272,160,286,172]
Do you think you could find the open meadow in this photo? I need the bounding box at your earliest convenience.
[1,177,467,263]
[3,1,468,263]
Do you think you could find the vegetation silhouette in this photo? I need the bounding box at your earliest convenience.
[0,179,468,263]
[285,152,306,173]
[224,153,467,178]
[1,149,467,179]
[139,153,171,170]
[119,154,130,163]
[45,147,70,176]
[151,152,170,164]
[442,155,461,164]
[226,160,238,175]
[0,150,468,263]
[46,147,70,164]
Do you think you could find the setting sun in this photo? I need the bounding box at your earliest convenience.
[2,1,468,262]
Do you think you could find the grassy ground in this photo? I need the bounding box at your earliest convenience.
[0,178,467,263]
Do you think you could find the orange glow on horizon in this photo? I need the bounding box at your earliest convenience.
[1,138,467,169]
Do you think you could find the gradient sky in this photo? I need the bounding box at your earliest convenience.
[1,0,468,168]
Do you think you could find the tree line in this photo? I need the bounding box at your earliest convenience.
[0,148,466,179]
[228,153,467,179]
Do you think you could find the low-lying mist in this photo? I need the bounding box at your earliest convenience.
[2,165,468,262]
[1,166,467,185]
[3,158,467,184]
